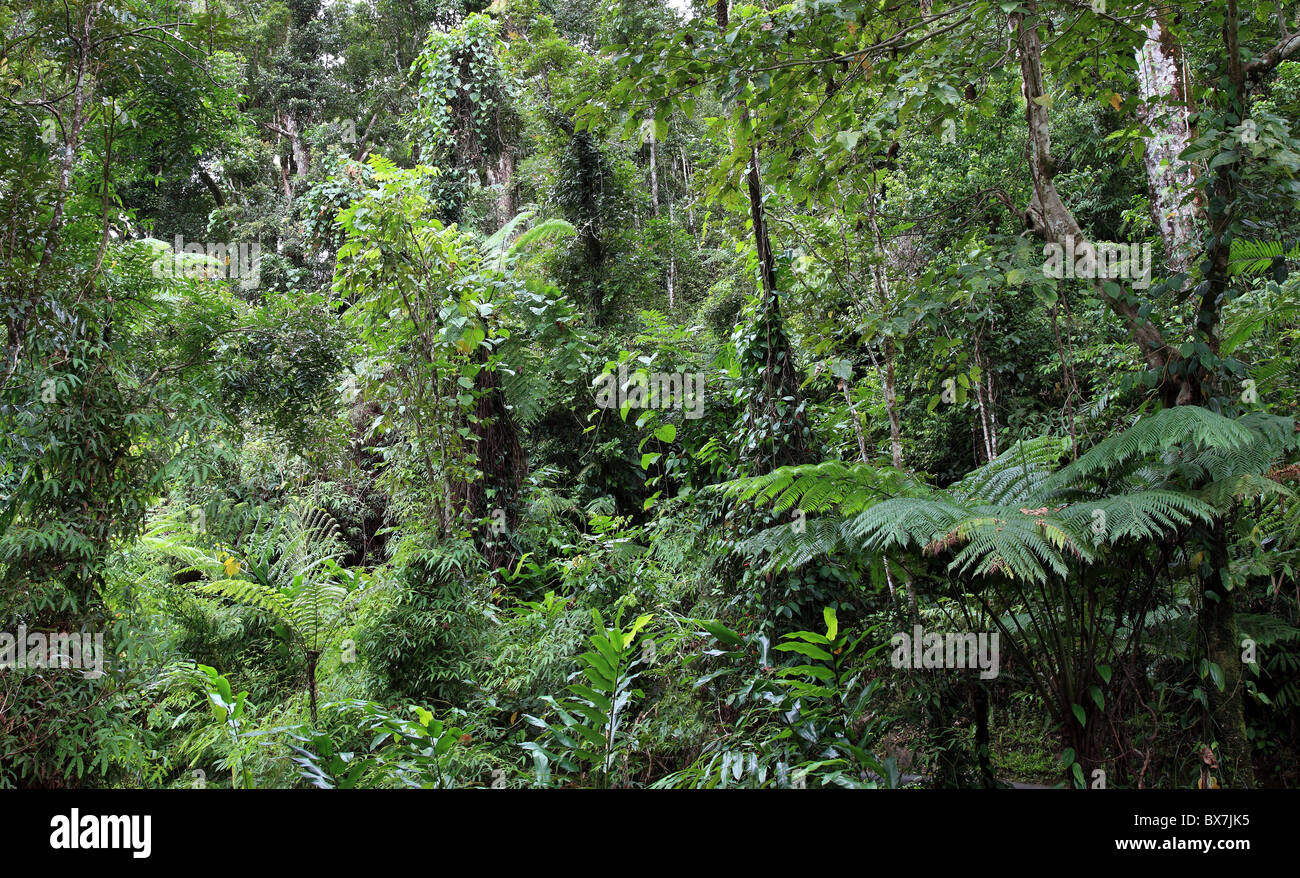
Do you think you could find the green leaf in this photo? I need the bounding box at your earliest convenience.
[569,684,612,712]
[587,641,618,679]
[774,641,834,661]
[835,130,862,152]
[776,664,835,683]
[653,423,677,443]
[1206,661,1225,690]
[700,620,743,646]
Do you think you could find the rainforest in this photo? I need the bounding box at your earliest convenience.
[2,0,1299,793]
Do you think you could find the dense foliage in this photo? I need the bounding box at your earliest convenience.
[2,0,1299,790]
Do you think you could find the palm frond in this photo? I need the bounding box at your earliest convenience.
[1227,237,1299,277]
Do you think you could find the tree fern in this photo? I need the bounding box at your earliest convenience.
[723,460,923,516]
[480,208,576,269]
[1059,490,1215,543]
[949,436,1070,506]
[716,404,1300,785]
[729,409,1294,586]
[1041,407,1257,496]
[145,501,362,725]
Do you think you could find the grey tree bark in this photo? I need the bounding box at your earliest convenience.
[1135,14,1199,276]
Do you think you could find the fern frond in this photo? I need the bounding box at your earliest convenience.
[1237,613,1300,647]
[1042,407,1255,494]
[503,366,551,427]
[1057,490,1215,543]
[1198,473,1294,510]
[509,218,575,255]
[198,578,294,627]
[481,209,536,256]
[736,514,847,570]
[950,436,1070,505]
[721,461,923,515]
[943,508,1090,581]
[841,497,969,554]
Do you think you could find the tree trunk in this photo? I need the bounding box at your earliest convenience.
[863,182,908,468]
[973,682,997,788]
[972,335,998,461]
[667,253,675,309]
[488,149,515,228]
[839,378,870,464]
[285,113,309,182]
[680,145,695,237]
[648,136,659,217]
[1010,2,1186,403]
[1199,521,1255,787]
[306,650,320,726]
[861,192,918,621]
[1189,1,1254,786]
[883,339,904,468]
[718,0,808,471]
[667,183,677,309]
[459,341,527,572]
[1135,14,1199,276]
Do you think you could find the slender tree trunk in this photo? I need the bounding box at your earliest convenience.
[285,113,309,182]
[278,154,293,199]
[306,650,320,725]
[863,187,905,468]
[680,145,695,236]
[199,168,225,206]
[717,0,808,471]
[648,136,659,217]
[974,384,994,462]
[973,683,997,788]
[667,254,675,309]
[861,188,918,621]
[489,149,515,228]
[972,335,998,461]
[667,184,677,309]
[883,339,904,468]
[744,138,777,298]
[839,378,870,464]
[352,110,380,162]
